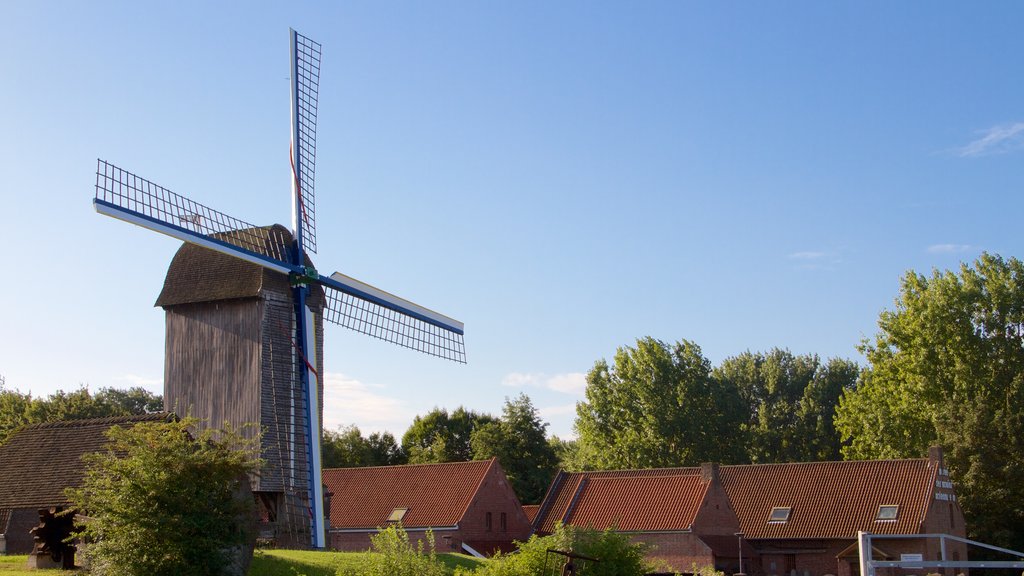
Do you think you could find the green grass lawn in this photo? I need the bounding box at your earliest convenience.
[0,555,59,575]
[250,549,488,576]
[0,549,488,575]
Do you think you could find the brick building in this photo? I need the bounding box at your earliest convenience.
[323,458,532,556]
[533,448,965,575]
[0,414,173,554]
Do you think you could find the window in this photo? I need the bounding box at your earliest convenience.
[388,507,408,522]
[768,507,792,523]
[486,512,492,531]
[876,505,899,521]
[501,512,507,532]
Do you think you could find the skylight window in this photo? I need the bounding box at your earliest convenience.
[768,507,791,523]
[388,507,409,522]
[876,505,899,521]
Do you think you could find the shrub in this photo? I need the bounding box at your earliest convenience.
[363,524,447,576]
[475,523,651,576]
[67,418,259,576]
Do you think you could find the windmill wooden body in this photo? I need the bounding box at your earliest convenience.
[93,30,465,548]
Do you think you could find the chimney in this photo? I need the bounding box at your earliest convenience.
[928,445,945,467]
[701,462,720,484]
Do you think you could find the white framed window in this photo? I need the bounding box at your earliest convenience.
[876,505,899,521]
[768,506,792,523]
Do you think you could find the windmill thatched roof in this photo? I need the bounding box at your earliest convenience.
[155,224,323,309]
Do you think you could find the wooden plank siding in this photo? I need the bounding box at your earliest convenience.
[163,297,262,450]
[162,285,325,545]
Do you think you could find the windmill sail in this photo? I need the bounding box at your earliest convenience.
[291,30,320,255]
[94,159,466,360]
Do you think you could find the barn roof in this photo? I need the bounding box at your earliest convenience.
[534,467,703,533]
[0,413,174,510]
[323,458,501,530]
[535,455,944,540]
[521,504,540,523]
[155,224,323,309]
[719,458,939,539]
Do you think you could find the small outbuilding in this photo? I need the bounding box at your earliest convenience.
[323,458,532,556]
[0,413,172,554]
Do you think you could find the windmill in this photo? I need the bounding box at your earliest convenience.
[92,29,465,549]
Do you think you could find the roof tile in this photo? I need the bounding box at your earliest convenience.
[323,459,496,529]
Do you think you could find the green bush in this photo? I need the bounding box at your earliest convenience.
[362,524,447,576]
[473,524,651,576]
[67,418,259,576]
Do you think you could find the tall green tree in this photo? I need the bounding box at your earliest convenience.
[401,406,495,463]
[835,253,1024,551]
[322,424,406,468]
[471,393,558,504]
[715,350,857,463]
[574,337,746,470]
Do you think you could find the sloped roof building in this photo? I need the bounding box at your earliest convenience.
[533,448,965,575]
[0,414,173,554]
[323,458,532,556]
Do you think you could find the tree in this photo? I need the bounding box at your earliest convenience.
[714,350,857,463]
[401,406,495,463]
[68,417,259,576]
[322,424,406,468]
[574,337,746,470]
[470,393,558,504]
[25,386,163,423]
[0,383,31,446]
[0,385,163,447]
[835,253,1024,551]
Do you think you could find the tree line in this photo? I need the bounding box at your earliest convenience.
[0,385,164,445]
[321,347,861,505]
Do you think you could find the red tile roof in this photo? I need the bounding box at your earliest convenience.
[719,459,938,540]
[535,467,702,533]
[522,505,540,523]
[569,474,709,532]
[323,459,496,529]
[536,458,943,541]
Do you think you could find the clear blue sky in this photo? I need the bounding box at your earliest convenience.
[2,1,1022,439]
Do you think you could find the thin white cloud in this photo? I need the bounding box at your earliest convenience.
[787,250,843,271]
[927,243,973,254]
[957,122,1024,157]
[788,251,826,260]
[321,372,413,434]
[116,374,163,388]
[538,402,578,418]
[501,372,546,388]
[548,373,587,395]
[502,371,587,395]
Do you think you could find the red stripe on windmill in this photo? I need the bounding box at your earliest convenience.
[92,29,465,549]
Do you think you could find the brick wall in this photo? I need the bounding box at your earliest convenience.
[456,460,532,553]
[632,532,717,573]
